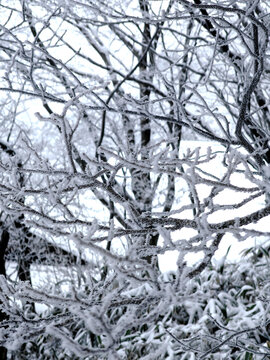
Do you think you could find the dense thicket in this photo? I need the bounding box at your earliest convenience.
[0,0,270,358]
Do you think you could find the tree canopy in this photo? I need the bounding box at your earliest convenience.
[0,0,270,358]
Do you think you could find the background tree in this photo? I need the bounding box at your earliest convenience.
[0,0,270,358]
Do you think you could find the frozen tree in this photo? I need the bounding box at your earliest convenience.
[0,0,270,358]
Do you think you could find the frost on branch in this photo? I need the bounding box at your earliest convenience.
[0,0,270,358]
[0,139,270,359]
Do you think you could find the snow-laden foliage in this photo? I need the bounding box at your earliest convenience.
[0,0,270,358]
[2,247,270,359]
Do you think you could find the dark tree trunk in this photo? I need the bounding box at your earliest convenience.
[0,229,9,360]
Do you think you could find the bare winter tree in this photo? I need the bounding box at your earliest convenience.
[0,0,270,358]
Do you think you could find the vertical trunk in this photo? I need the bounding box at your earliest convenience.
[136,1,157,264]
[0,229,9,360]
[14,218,32,283]
[131,0,153,215]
